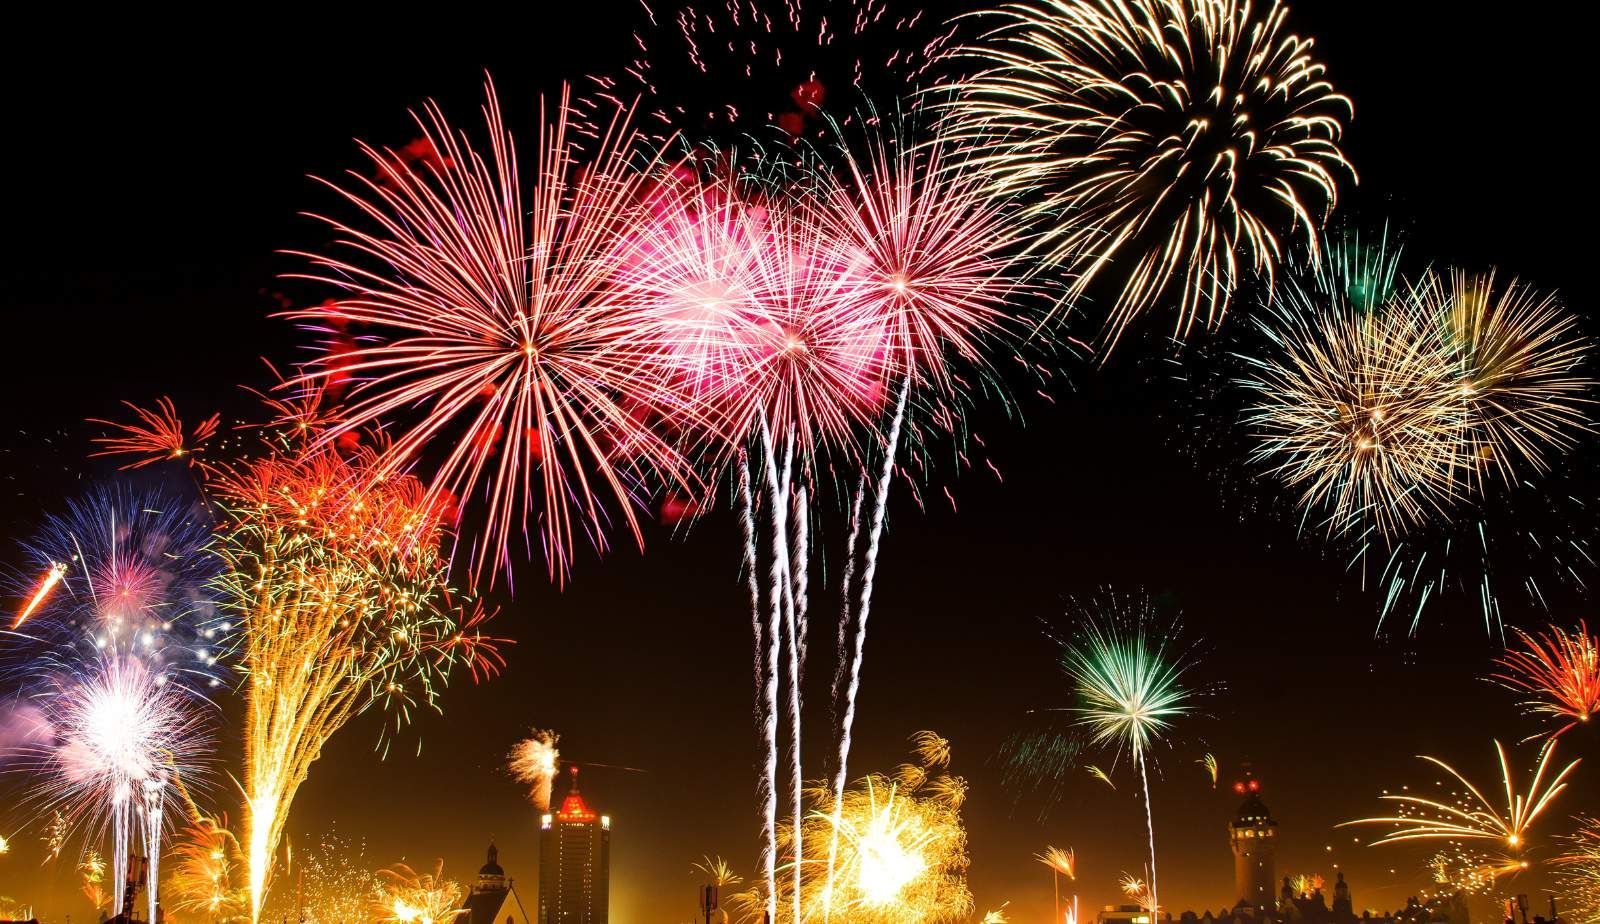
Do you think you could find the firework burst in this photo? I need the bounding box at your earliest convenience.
[90,397,220,470]
[289,80,696,584]
[374,860,465,924]
[942,0,1354,349]
[1342,739,1579,851]
[509,729,562,812]
[1032,591,1201,919]
[1491,620,1600,738]
[738,731,973,923]
[21,655,213,922]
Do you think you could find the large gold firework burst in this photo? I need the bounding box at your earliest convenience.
[943,0,1354,349]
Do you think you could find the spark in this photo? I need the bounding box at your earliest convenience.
[1200,753,1219,788]
[1554,816,1600,924]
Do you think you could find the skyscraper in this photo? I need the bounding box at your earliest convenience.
[1228,777,1277,911]
[538,767,611,924]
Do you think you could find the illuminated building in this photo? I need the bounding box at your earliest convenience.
[1229,778,1278,910]
[538,767,610,924]
[1099,905,1154,924]
[461,842,530,924]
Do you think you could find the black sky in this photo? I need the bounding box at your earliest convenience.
[1,3,1596,922]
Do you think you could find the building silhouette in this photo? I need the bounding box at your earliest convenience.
[1229,778,1278,911]
[460,842,530,924]
[1153,778,1472,924]
[538,767,611,924]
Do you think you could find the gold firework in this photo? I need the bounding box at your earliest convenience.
[1555,816,1600,924]
[1243,263,1592,542]
[731,732,973,923]
[214,443,505,923]
[374,860,465,924]
[1342,739,1579,851]
[943,0,1354,349]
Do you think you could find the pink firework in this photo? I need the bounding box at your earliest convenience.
[615,158,890,458]
[1492,621,1600,738]
[288,81,697,585]
[804,117,1028,394]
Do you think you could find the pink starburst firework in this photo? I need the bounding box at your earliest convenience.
[288,80,698,586]
[1492,621,1600,737]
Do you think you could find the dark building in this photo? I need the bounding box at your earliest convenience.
[460,842,529,924]
[538,767,611,924]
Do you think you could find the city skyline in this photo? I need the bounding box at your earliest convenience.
[1,2,1596,923]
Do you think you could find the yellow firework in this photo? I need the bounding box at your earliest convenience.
[374,860,465,924]
[1425,844,1526,897]
[733,733,973,923]
[214,444,504,923]
[1555,817,1600,924]
[164,818,248,922]
[1037,846,1076,879]
[1342,739,1579,851]
[942,0,1353,349]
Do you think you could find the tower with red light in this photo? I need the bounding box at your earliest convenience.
[1228,776,1277,911]
[538,766,611,924]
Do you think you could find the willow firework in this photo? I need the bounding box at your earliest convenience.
[1342,739,1580,850]
[289,80,696,584]
[942,0,1354,348]
[212,442,504,923]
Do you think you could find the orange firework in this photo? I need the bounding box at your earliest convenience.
[1492,621,1600,738]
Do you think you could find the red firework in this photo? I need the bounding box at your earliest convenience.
[287,80,698,585]
[1492,621,1600,737]
[89,397,220,469]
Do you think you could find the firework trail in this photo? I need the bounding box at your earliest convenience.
[211,442,505,923]
[288,79,697,586]
[1200,753,1219,788]
[509,729,562,812]
[942,0,1354,350]
[1342,739,1579,850]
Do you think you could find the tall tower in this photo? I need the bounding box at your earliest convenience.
[539,767,611,924]
[1228,777,1277,911]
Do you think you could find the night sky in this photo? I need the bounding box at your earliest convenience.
[2,4,1596,923]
